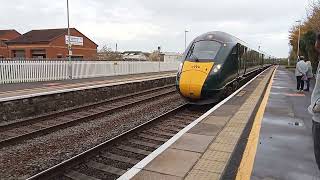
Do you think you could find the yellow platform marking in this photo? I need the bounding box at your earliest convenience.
[179,61,213,99]
[235,67,277,180]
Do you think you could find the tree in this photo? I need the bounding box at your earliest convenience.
[98,45,122,61]
[288,0,320,69]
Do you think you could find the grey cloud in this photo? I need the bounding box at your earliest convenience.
[1,0,309,57]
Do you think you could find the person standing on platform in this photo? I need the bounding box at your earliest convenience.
[295,56,308,92]
[305,59,313,92]
[310,33,320,170]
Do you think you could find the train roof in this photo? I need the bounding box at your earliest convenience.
[194,31,244,44]
[193,31,268,55]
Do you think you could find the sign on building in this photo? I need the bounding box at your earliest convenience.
[65,35,84,46]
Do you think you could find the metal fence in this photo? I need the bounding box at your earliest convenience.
[0,60,179,84]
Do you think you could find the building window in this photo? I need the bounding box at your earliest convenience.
[12,50,25,58]
[31,49,46,58]
[0,40,6,47]
[67,55,83,60]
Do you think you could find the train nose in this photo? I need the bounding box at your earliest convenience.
[179,70,208,99]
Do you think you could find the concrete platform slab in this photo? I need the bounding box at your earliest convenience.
[131,170,182,180]
[144,148,201,177]
[193,159,226,173]
[201,116,231,126]
[187,123,221,136]
[185,169,220,180]
[208,142,236,153]
[211,105,240,116]
[171,133,214,153]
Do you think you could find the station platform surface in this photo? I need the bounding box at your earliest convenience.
[251,67,320,180]
[0,71,175,102]
[120,66,320,180]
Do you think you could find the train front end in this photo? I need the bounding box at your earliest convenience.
[176,34,227,104]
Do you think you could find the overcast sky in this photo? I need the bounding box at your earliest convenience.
[1,0,310,57]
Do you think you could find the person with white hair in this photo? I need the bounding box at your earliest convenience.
[304,59,313,92]
[295,56,308,92]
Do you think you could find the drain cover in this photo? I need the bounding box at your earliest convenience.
[288,122,303,126]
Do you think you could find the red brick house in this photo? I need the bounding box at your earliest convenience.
[0,30,21,58]
[6,28,98,59]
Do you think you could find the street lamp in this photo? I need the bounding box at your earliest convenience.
[67,0,72,79]
[296,20,302,60]
[184,30,189,51]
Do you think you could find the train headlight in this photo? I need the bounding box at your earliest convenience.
[212,64,222,73]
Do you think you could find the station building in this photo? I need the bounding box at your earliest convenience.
[0,30,21,58]
[6,28,98,59]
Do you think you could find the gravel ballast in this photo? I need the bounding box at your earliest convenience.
[0,93,185,179]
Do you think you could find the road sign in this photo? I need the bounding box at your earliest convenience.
[65,35,84,46]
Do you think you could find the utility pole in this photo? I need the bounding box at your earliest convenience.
[184,30,189,51]
[296,20,302,60]
[67,0,72,79]
[158,46,161,72]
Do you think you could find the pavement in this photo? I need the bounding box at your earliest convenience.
[119,67,275,180]
[0,71,176,102]
[252,66,320,180]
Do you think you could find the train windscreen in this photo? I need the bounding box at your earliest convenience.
[187,41,221,62]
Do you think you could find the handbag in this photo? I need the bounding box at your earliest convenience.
[302,75,308,81]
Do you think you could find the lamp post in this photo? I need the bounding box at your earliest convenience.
[67,0,72,79]
[296,20,302,60]
[184,30,189,51]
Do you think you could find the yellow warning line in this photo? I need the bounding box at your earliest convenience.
[235,66,277,180]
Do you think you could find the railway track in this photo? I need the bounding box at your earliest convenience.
[0,85,177,148]
[27,104,210,180]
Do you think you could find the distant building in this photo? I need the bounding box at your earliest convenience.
[0,30,21,58]
[122,51,148,61]
[6,28,98,59]
[162,52,182,62]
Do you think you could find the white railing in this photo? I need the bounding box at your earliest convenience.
[0,60,179,84]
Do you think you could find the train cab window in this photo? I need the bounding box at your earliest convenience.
[187,41,221,62]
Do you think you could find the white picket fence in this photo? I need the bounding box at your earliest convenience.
[0,60,179,84]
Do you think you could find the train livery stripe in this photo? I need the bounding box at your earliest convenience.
[179,61,214,99]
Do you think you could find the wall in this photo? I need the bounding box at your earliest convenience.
[0,76,176,123]
[0,46,8,57]
[49,28,98,59]
[0,30,21,57]
[7,29,98,59]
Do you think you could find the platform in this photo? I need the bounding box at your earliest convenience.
[119,66,320,180]
[0,71,175,102]
[250,67,320,180]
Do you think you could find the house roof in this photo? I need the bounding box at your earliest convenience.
[0,29,20,36]
[7,28,97,46]
[0,30,21,40]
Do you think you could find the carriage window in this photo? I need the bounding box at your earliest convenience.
[187,41,221,62]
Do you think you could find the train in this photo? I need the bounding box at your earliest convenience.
[176,31,274,104]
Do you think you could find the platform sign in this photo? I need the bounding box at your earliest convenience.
[65,35,84,46]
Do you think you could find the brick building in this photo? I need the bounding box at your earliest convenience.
[0,30,21,58]
[6,28,98,59]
